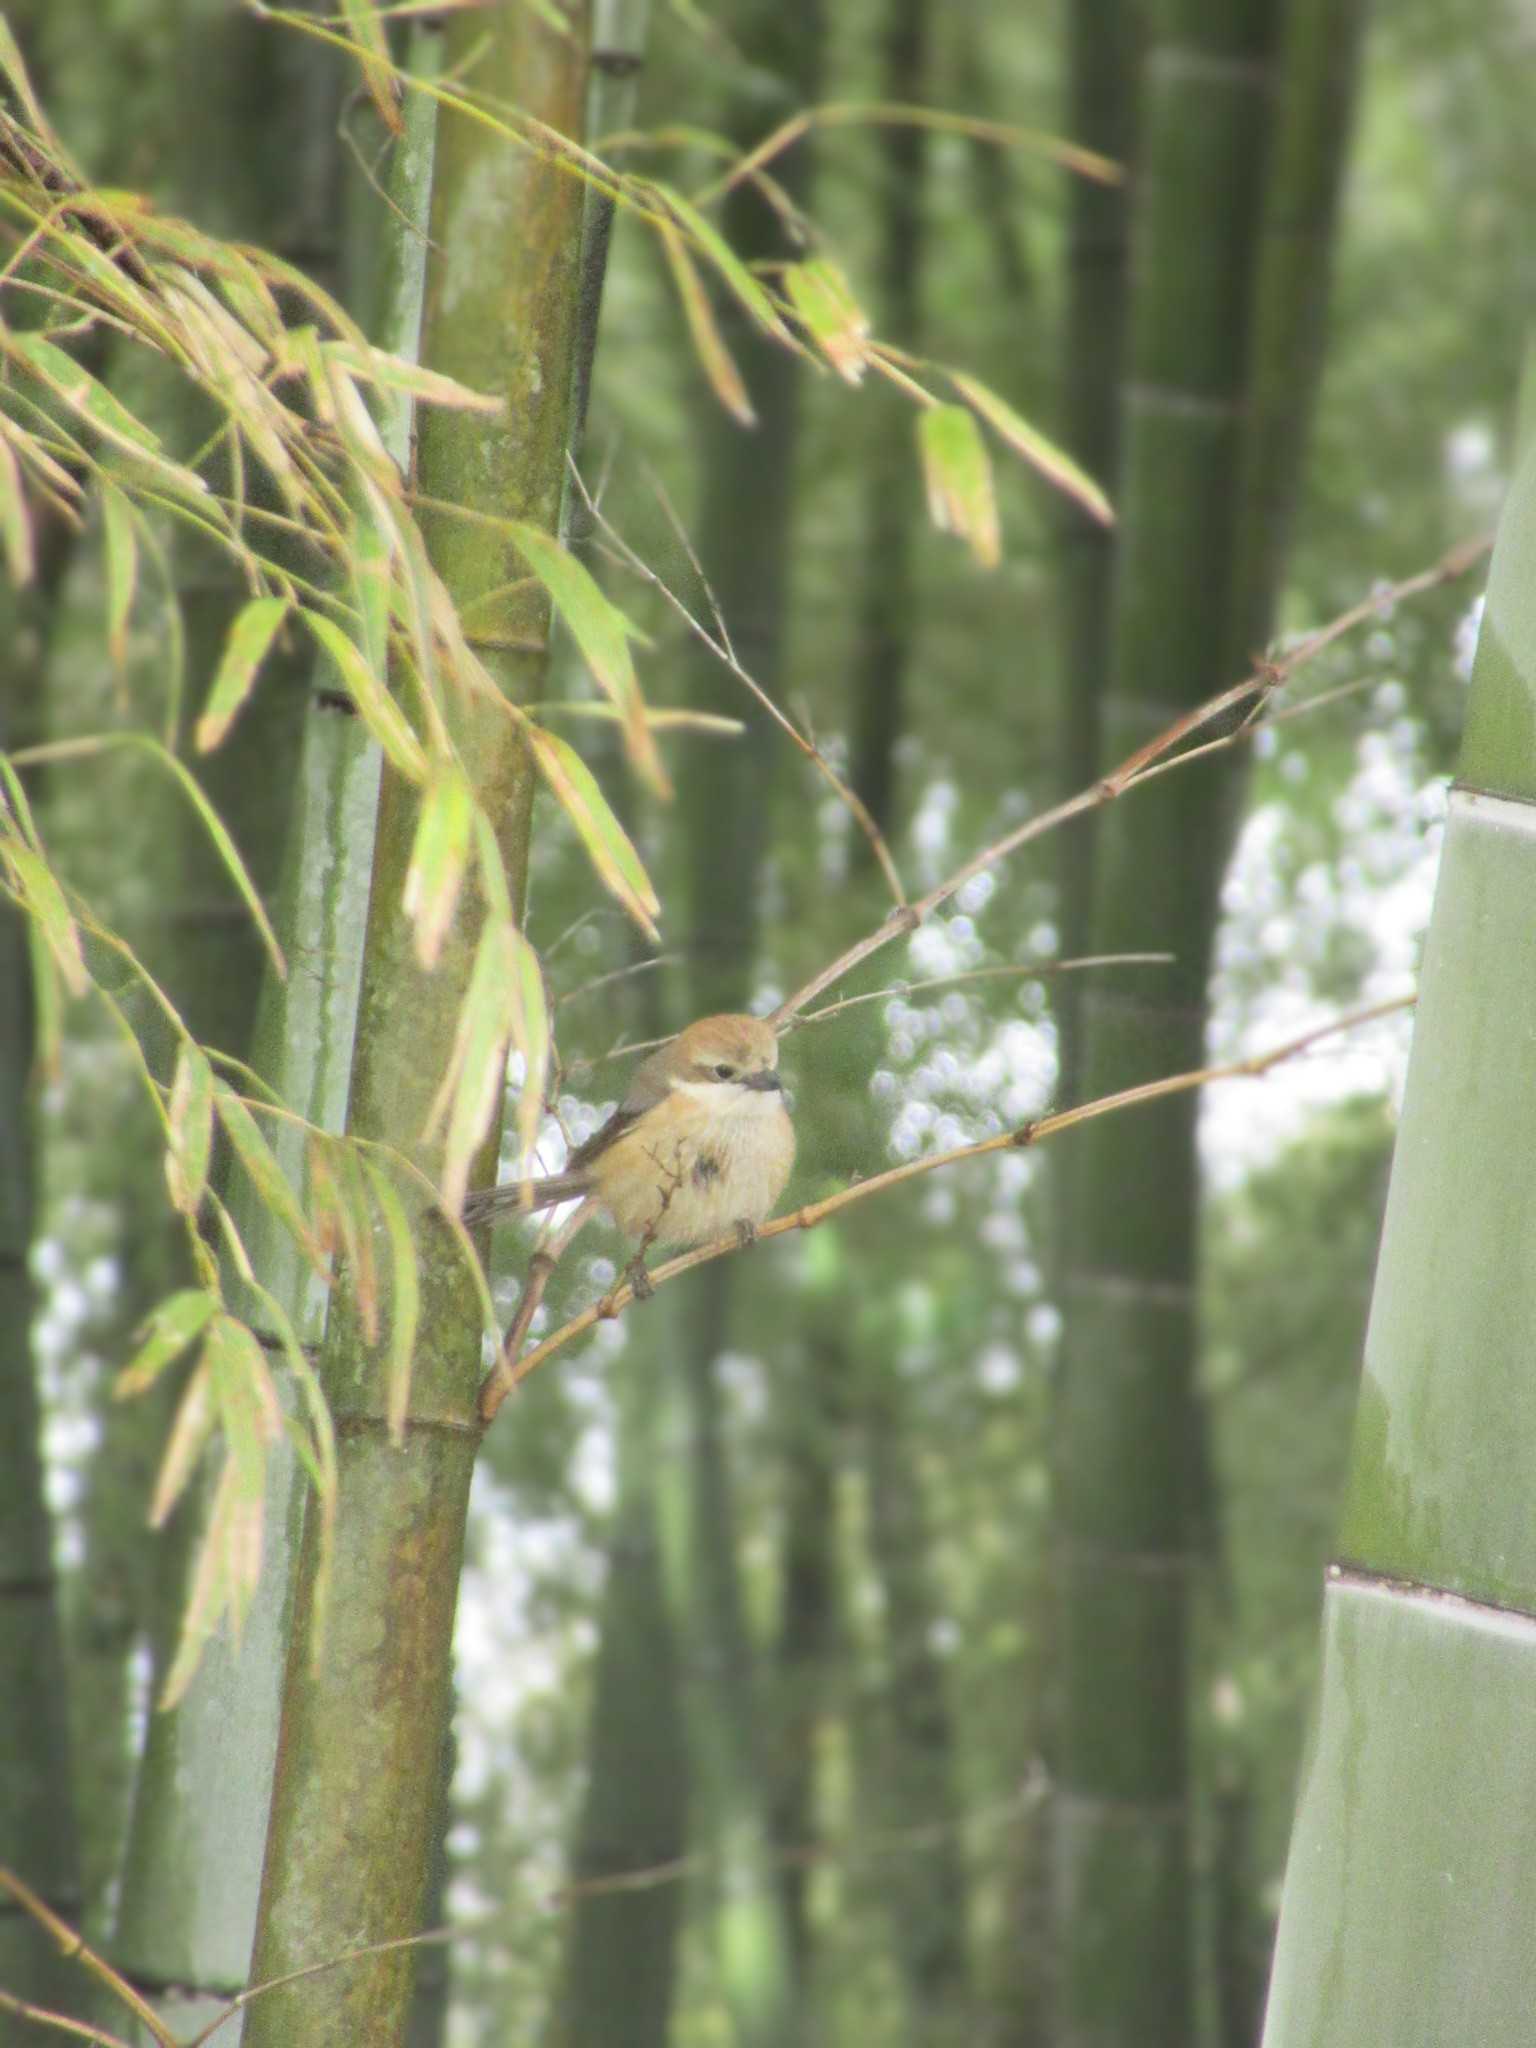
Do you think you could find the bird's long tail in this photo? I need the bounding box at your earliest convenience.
[462,1172,587,1228]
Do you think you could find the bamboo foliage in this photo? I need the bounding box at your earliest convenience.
[1260,379,1536,2044]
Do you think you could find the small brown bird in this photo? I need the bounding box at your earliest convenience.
[464,1012,795,1258]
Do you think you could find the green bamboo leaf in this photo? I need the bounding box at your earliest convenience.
[303,608,428,782]
[149,1349,216,1528]
[213,1081,324,1273]
[133,738,287,980]
[9,333,161,452]
[195,595,289,753]
[509,523,668,797]
[651,181,795,346]
[0,14,53,134]
[3,840,89,994]
[657,217,756,425]
[531,702,745,736]
[528,726,661,940]
[918,404,1001,568]
[0,427,35,585]
[948,370,1114,527]
[402,768,474,969]
[165,1040,215,1217]
[24,922,62,1081]
[363,1163,419,1447]
[339,0,403,136]
[100,482,138,672]
[114,1288,220,1399]
[784,259,871,385]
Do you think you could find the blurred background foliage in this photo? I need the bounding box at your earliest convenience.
[6,0,1534,2042]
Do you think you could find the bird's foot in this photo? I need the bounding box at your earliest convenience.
[734,1219,758,1251]
[625,1255,655,1301]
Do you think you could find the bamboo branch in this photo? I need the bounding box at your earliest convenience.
[479,993,1415,1418]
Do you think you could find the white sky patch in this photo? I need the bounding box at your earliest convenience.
[1203,729,1448,1189]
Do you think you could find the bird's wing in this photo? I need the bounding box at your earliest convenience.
[564,1041,674,1177]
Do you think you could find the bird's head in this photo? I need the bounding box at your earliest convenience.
[666,1013,784,1098]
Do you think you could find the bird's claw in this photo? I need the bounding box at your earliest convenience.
[734,1219,758,1250]
[625,1256,655,1301]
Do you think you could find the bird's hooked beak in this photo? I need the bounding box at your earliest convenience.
[742,1069,784,1092]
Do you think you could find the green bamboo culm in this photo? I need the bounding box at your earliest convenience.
[109,35,435,2036]
[242,10,593,2044]
[1259,359,1536,2045]
[1052,2,1282,2042]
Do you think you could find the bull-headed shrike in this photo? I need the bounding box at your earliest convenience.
[465,1013,795,1297]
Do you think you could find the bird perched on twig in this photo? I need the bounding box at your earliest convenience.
[465,1012,795,1299]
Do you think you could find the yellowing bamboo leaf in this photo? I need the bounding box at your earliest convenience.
[3,840,88,994]
[196,595,289,753]
[213,1081,325,1274]
[0,15,54,135]
[0,428,35,586]
[303,609,428,782]
[324,341,502,415]
[100,482,138,674]
[165,1041,215,1216]
[150,1350,216,1528]
[657,217,756,425]
[652,182,795,347]
[115,1289,220,1399]
[309,1136,380,1343]
[158,1460,249,1710]
[784,259,871,384]
[948,370,1115,527]
[402,769,474,969]
[207,1313,281,1514]
[340,0,404,135]
[507,924,550,1168]
[918,404,1001,568]
[429,917,519,1216]
[363,1163,419,1446]
[528,727,661,940]
[509,523,668,797]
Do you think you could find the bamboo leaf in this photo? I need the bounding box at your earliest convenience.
[196,595,289,752]
[0,15,54,134]
[24,922,62,1080]
[10,333,162,452]
[918,403,1001,568]
[363,1163,419,1447]
[528,726,661,939]
[509,523,669,797]
[165,1040,215,1216]
[100,482,138,673]
[651,181,795,346]
[3,840,89,994]
[430,916,519,1216]
[0,427,35,585]
[340,0,404,135]
[507,923,550,1168]
[402,768,474,969]
[213,1081,325,1273]
[158,1460,242,1710]
[149,1349,216,1528]
[784,259,871,384]
[323,341,502,415]
[207,1314,281,1511]
[657,217,756,425]
[303,608,428,782]
[115,1289,221,1399]
[133,739,287,980]
[949,370,1114,527]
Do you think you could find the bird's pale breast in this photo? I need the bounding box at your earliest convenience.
[592,1087,794,1247]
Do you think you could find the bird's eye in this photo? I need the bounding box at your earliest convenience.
[713,1063,736,1080]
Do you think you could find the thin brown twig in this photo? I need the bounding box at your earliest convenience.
[0,1870,175,2048]
[571,466,909,905]
[479,993,1416,1417]
[767,534,1491,1026]
[784,952,1175,1032]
